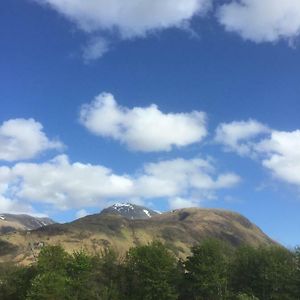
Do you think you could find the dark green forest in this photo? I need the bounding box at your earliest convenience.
[0,240,299,300]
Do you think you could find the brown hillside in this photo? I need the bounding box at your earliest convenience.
[0,208,275,265]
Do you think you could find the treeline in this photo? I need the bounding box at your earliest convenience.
[0,240,299,300]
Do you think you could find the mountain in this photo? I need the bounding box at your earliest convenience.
[0,214,55,234]
[100,203,160,219]
[0,206,276,265]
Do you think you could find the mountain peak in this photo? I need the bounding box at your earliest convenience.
[100,203,159,220]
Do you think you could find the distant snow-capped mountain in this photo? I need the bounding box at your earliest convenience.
[100,203,160,220]
[0,214,55,234]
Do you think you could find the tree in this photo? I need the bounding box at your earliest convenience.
[230,245,296,299]
[85,248,123,300]
[37,245,71,274]
[294,246,300,297]
[26,272,70,300]
[1,242,299,300]
[25,245,71,300]
[182,239,231,300]
[0,263,36,300]
[67,250,95,300]
[124,241,179,300]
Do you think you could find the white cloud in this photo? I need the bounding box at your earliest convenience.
[80,92,207,152]
[216,119,300,188]
[34,0,212,60]
[32,0,300,59]
[0,166,38,214]
[0,118,63,162]
[12,155,134,209]
[0,166,13,192]
[82,37,110,62]
[218,0,300,43]
[136,158,240,199]
[168,197,198,210]
[256,130,300,186]
[0,196,36,215]
[215,119,270,156]
[76,209,89,219]
[0,155,240,212]
[214,173,243,189]
[36,0,211,37]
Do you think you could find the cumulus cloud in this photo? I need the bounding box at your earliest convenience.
[0,166,38,214]
[0,155,240,212]
[256,130,300,186]
[218,0,300,43]
[12,155,134,209]
[80,92,207,152]
[32,0,300,59]
[0,118,63,162]
[136,158,240,198]
[215,119,270,156]
[34,0,211,60]
[36,0,211,37]
[216,119,300,187]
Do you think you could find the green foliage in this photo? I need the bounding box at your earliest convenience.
[26,246,71,300]
[230,245,296,299]
[89,248,122,300]
[124,241,179,300]
[0,241,300,300]
[26,272,70,300]
[0,263,36,300]
[235,293,259,300]
[294,246,300,296]
[67,250,95,300]
[182,239,231,300]
[37,245,71,274]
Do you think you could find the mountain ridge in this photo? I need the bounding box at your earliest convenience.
[0,213,55,234]
[0,205,276,265]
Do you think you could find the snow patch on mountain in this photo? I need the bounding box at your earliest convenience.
[101,203,159,220]
[143,209,151,218]
[113,203,134,210]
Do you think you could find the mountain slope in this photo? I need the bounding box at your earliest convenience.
[0,207,276,265]
[0,214,55,234]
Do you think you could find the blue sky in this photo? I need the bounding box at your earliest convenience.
[1,0,300,247]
